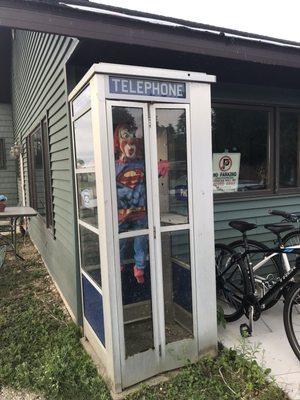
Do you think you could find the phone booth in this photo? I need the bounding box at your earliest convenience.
[69,63,217,393]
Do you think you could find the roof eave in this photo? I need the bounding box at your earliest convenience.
[1,0,300,69]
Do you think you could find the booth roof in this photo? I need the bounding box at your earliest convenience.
[21,0,300,51]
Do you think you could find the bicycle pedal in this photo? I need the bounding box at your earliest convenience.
[240,323,252,338]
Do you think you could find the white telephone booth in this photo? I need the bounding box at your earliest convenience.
[69,63,217,393]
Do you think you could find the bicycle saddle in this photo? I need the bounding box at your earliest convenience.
[229,220,257,233]
[264,223,294,235]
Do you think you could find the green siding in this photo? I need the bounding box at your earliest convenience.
[214,195,300,245]
[0,104,18,206]
[11,30,80,320]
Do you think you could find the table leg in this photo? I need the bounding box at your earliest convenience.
[13,217,17,256]
[10,217,13,245]
[13,217,24,261]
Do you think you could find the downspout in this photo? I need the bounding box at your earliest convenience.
[19,152,25,206]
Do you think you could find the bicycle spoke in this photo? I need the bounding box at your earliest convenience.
[224,265,239,282]
[222,285,243,302]
[220,258,238,277]
[215,244,246,321]
[225,280,244,295]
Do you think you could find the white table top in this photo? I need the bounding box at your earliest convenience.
[0,206,38,218]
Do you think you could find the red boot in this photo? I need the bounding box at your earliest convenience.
[133,266,144,284]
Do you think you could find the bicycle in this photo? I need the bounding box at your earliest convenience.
[216,219,288,319]
[216,220,300,361]
[228,210,300,307]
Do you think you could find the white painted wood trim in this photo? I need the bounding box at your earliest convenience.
[69,63,216,101]
[189,82,217,354]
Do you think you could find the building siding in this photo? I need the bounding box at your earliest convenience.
[0,103,18,206]
[214,195,300,245]
[11,30,80,320]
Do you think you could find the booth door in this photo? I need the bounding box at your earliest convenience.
[107,101,160,387]
[107,101,197,387]
[150,104,197,371]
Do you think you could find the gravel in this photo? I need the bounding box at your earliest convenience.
[0,388,44,400]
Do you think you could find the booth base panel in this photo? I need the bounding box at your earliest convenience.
[124,308,193,357]
[82,334,217,397]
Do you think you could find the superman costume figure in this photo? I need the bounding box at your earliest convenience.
[114,123,168,284]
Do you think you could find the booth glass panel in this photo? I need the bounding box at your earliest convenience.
[72,85,91,117]
[161,230,193,344]
[119,235,154,358]
[77,173,98,227]
[155,109,189,226]
[112,106,148,233]
[79,225,101,287]
[74,111,94,169]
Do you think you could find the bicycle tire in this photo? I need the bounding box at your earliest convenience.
[229,239,283,310]
[282,230,300,247]
[215,243,248,322]
[283,283,300,361]
[282,230,300,283]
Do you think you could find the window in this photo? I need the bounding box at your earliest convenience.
[279,110,300,190]
[27,118,53,227]
[212,104,300,197]
[0,139,6,169]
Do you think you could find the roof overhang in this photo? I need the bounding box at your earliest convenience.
[1,0,300,69]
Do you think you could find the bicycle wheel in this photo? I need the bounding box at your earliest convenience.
[283,283,300,361]
[229,239,283,310]
[282,230,300,283]
[215,243,248,322]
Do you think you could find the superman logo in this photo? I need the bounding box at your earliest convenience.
[117,168,145,189]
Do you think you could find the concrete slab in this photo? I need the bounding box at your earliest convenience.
[219,300,300,400]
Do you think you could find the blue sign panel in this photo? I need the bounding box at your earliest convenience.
[109,76,186,99]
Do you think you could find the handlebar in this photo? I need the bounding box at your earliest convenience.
[268,209,300,222]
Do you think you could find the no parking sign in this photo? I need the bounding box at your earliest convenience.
[213,153,241,193]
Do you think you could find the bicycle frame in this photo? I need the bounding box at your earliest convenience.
[252,250,291,274]
[236,246,300,310]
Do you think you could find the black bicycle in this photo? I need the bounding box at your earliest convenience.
[215,220,300,361]
[228,209,300,310]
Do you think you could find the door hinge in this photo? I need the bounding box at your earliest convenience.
[159,344,162,357]
[148,117,151,128]
[153,226,156,239]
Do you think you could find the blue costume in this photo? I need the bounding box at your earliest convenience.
[116,159,147,272]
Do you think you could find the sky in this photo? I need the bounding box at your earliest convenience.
[90,0,300,43]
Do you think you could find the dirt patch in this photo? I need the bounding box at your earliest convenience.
[0,387,44,400]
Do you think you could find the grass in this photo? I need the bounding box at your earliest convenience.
[0,237,289,400]
[0,237,110,400]
[128,347,288,400]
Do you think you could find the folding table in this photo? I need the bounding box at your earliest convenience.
[0,206,37,259]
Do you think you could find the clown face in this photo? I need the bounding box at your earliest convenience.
[118,126,137,160]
